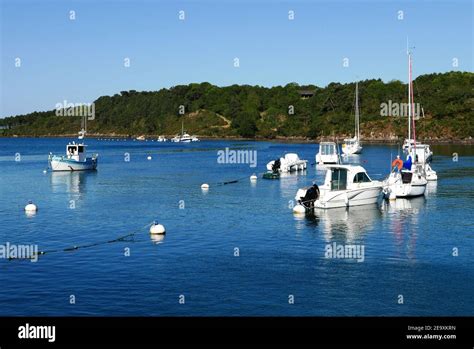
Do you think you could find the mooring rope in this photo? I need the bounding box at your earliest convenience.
[6,221,154,261]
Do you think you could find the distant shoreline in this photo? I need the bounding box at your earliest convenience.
[1,134,473,145]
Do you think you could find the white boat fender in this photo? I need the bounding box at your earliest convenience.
[150,221,166,235]
[389,192,397,200]
[24,201,38,212]
[250,174,257,181]
[293,204,306,214]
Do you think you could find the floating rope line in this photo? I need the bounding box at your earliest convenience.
[6,222,154,261]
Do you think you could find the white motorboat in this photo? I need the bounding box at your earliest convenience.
[342,82,363,155]
[315,141,341,165]
[136,135,146,141]
[48,122,98,171]
[295,165,383,210]
[266,153,307,173]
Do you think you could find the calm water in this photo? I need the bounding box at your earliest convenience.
[0,138,473,316]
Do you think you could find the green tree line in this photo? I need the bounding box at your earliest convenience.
[1,71,472,140]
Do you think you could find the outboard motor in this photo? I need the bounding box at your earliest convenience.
[299,184,320,209]
[272,158,281,173]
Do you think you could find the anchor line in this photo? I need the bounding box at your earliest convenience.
[6,222,155,261]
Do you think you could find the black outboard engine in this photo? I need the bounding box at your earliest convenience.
[300,184,320,209]
[272,158,281,173]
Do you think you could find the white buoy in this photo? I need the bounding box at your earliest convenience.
[24,201,37,213]
[293,204,306,214]
[201,183,209,190]
[147,155,152,160]
[250,174,257,181]
[43,169,47,174]
[150,222,166,235]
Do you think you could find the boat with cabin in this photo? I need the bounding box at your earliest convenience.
[294,165,383,210]
[315,141,341,165]
[48,119,98,171]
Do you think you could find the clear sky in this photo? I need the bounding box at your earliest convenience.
[0,0,472,117]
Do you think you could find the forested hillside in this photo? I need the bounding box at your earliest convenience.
[1,71,472,141]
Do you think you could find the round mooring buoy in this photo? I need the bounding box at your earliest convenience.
[201,183,209,190]
[43,169,47,174]
[292,204,306,214]
[250,174,257,181]
[24,201,38,213]
[150,222,166,235]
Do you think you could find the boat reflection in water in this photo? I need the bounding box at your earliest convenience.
[381,196,426,260]
[50,171,94,194]
[425,181,438,196]
[315,205,381,243]
[278,170,307,197]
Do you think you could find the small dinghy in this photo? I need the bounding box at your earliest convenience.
[266,153,307,173]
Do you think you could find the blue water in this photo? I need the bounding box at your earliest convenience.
[0,138,473,316]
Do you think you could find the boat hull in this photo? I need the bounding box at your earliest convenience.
[314,186,382,209]
[341,144,362,155]
[383,171,427,198]
[49,157,98,171]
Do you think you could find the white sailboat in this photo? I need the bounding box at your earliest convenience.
[171,121,199,142]
[342,82,363,155]
[383,49,427,198]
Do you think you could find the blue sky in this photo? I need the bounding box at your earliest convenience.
[1,0,472,117]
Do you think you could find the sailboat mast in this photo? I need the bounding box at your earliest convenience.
[409,53,417,160]
[355,82,359,140]
[181,120,184,136]
[407,52,411,140]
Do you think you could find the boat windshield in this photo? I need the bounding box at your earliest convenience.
[331,168,347,190]
[321,144,335,155]
[353,172,371,183]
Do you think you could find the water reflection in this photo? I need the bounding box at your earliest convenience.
[279,170,306,196]
[150,234,165,244]
[50,171,93,194]
[383,196,426,213]
[315,205,381,243]
[382,197,426,260]
[425,181,438,196]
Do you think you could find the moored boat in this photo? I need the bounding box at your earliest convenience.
[315,141,341,166]
[295,165,383,210]
[342,82,363,155]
